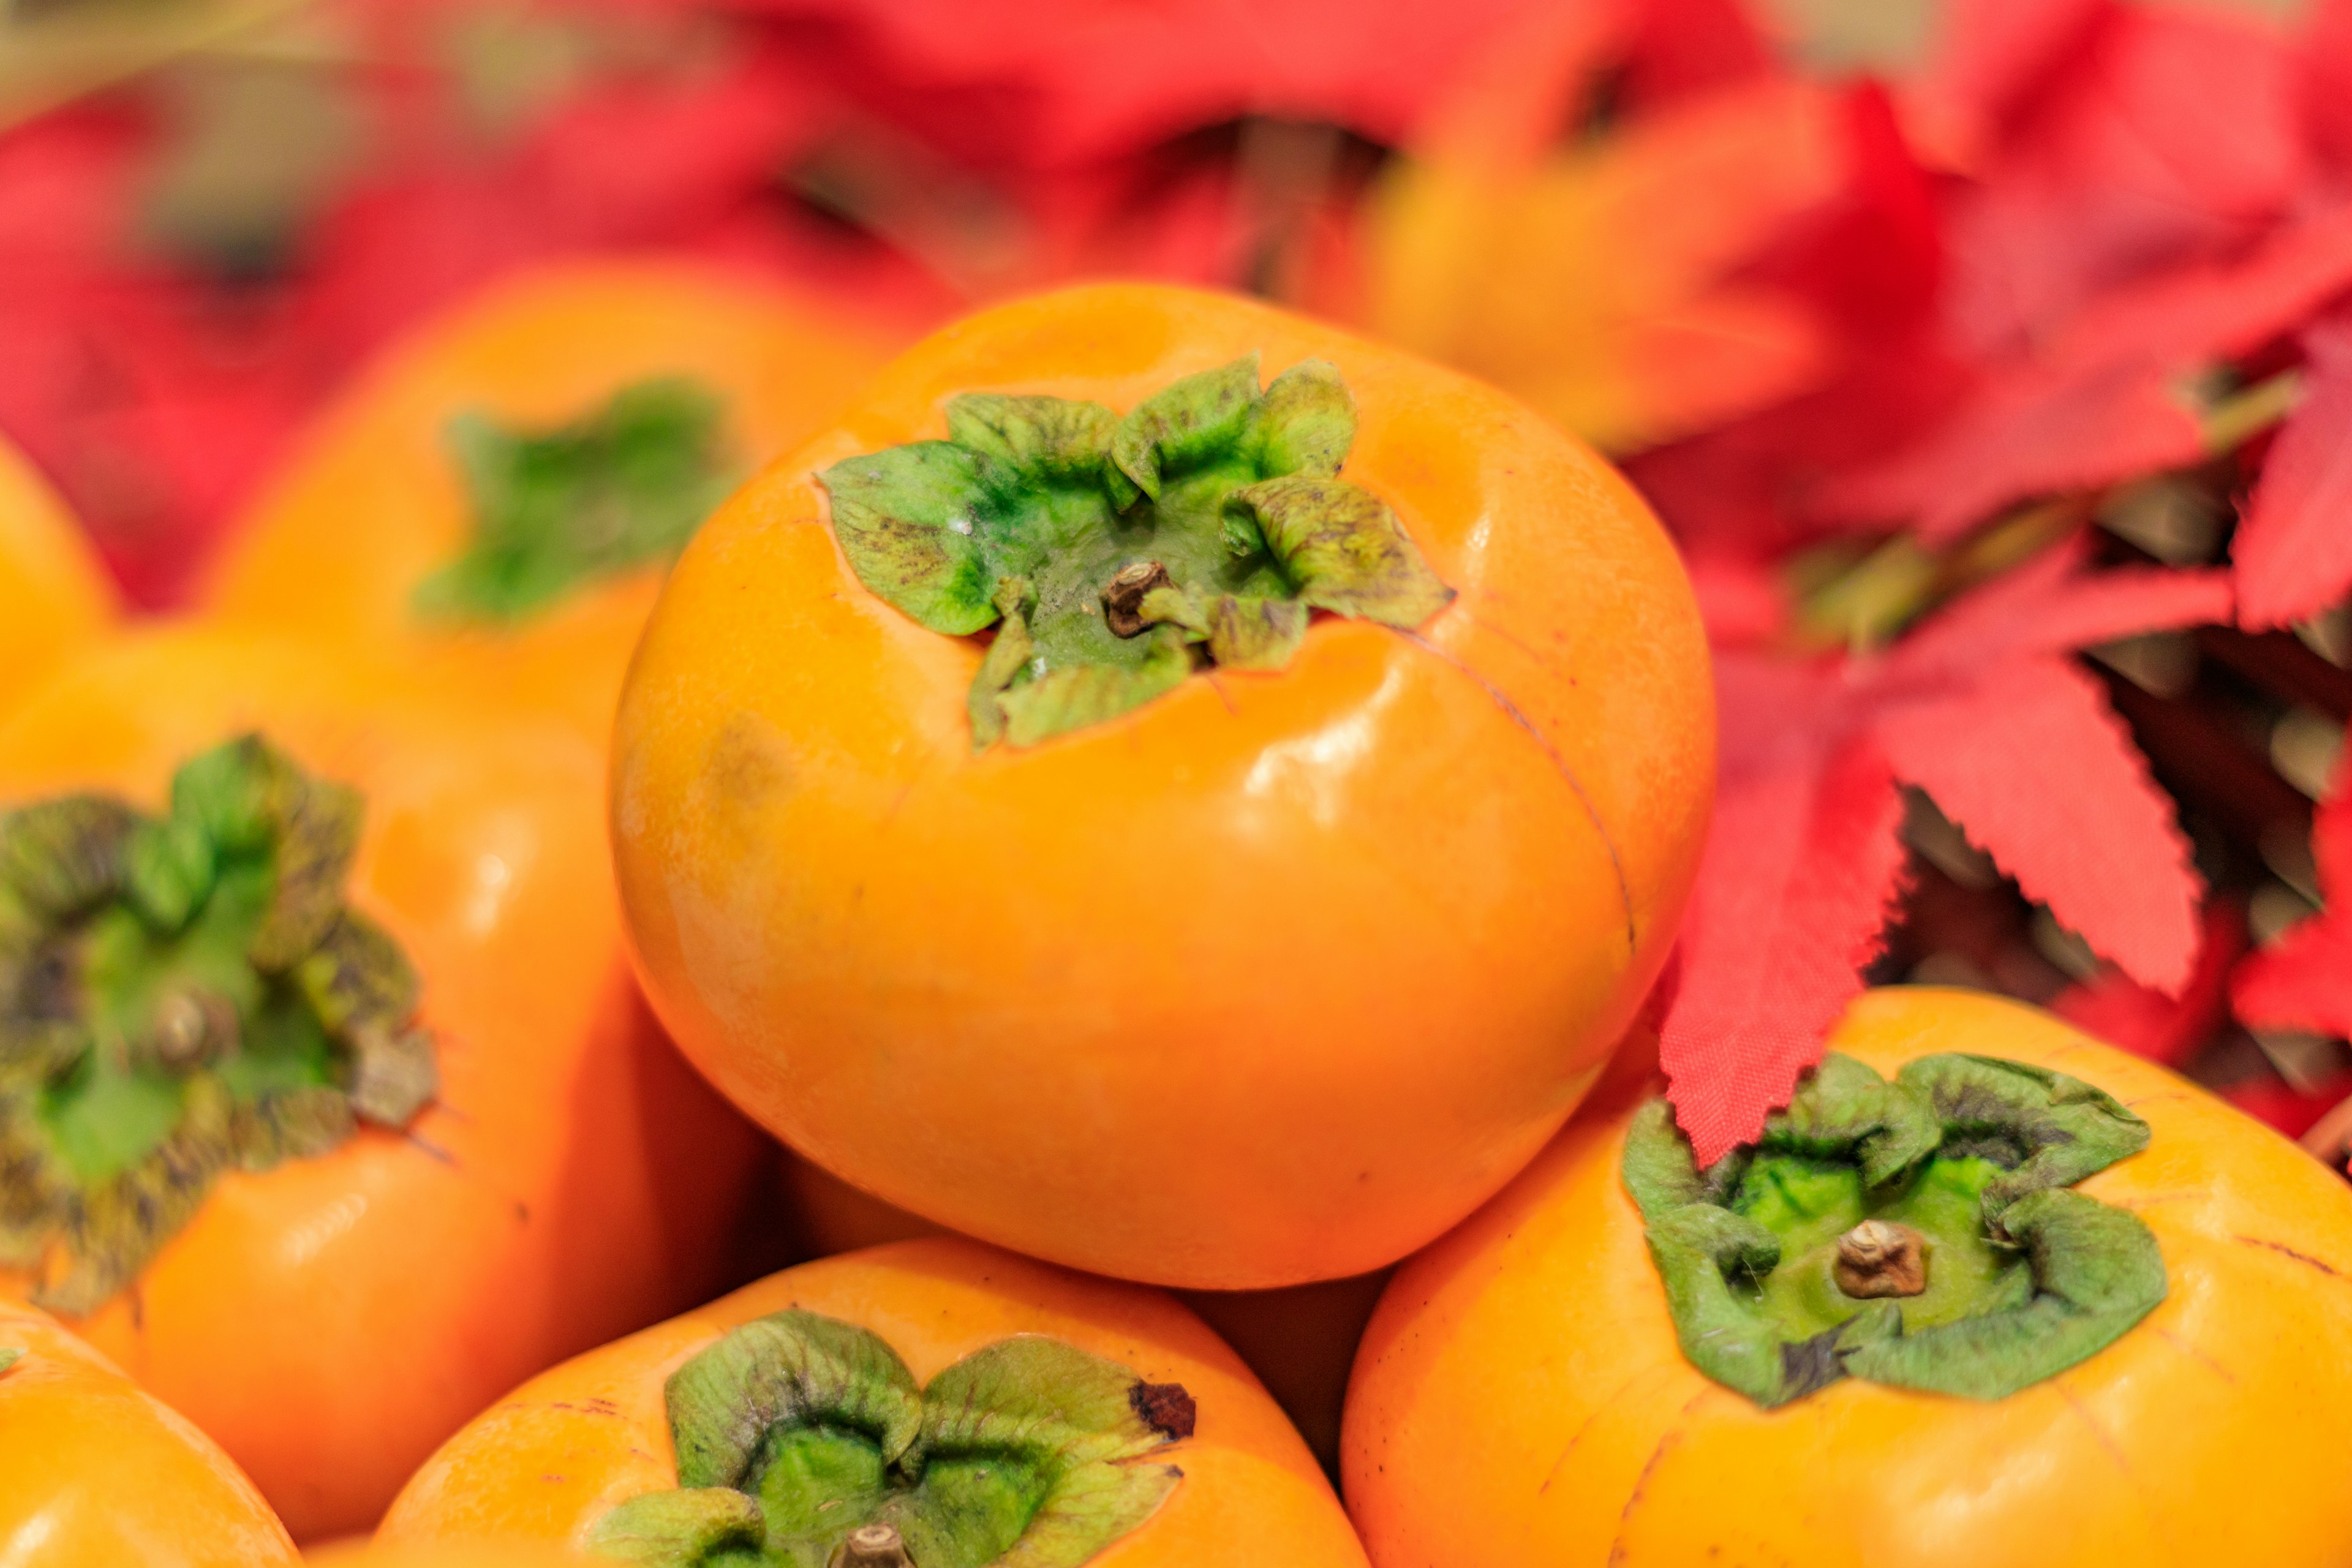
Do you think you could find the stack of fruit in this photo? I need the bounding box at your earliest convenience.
[4,267,2350,1568]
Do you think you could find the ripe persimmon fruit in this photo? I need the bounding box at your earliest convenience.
[0,625,760,1539]
[1344,987,2352,1567]
[379,1235,1370,1568]
[612,282,1714,1289]
[204,261,905,741]
[0,1293,297,1566]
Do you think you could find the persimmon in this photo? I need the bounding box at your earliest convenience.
[612,281,1713,1289]
[1344,987,2352,1567]
[0,434,114,720]
[0,1293,297,1566]
[380,1235,1369,1568]
[0,625,760,1540]
[203,261,904,740]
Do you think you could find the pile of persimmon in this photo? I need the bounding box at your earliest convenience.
[7,271,2352,1568]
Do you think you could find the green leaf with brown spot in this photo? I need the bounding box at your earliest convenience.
[998,628,1193,748]
[1229,477,1454,628]
[590,1488,767,1566]
[821,443,1003,636]
[1251,359,1354,480]
[1110,356,1262,502]
[1205,596,1306,671]
[947,395,1121,484]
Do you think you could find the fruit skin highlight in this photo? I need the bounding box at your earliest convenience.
[379,1235,1371,1568]
[612,281,1714,1289]
[1342,987,2352,1568]
[0,434,113,722]
[0,1293,298,1567]
[0,625,761,1541]
[204,260,904,742]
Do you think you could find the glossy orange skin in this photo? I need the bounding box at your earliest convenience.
[204,261,905,741]
[1344,987,2352,1568]
[0,626,762,1542]
[306,1545,592,1567]
[0,434,114,720]
[613,282,1714,1289]
[0,1296,297,1567]
[380,1236,1370,1568]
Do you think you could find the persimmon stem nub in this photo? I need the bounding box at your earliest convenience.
[835,1522,913,1568]
[1102,560,1172,637]
[1835,1219,1928,1298]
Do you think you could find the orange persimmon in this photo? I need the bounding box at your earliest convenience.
[203,261,905,741]
[0,625,760,1540]
[0,433,114,720]
[0,1294,297,1566]
[611,282,1714,1290]
[379,1235,1369,1568]
[1344,987,2352,1567]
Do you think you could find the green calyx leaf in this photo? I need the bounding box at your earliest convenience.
[1622,1051,2164,1409]
[589,1310,1194,1568]
[0,735,434,1317]
[817,356,1452,749]
[413,377,739,627]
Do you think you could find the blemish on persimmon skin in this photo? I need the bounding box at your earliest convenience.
[1129,1379,1197,1441]
[704,711,797,813]
[2234,1235,2346,1278]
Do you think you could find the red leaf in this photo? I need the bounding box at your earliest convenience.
[2233,755,2352,1038]
[1660,731,1908,1167]
[1664,548,2229,1152]
[1934,6,2303,360]
[1825,357,2200,541]
[1819,204,2352,540]
[2234,317,2352,630]
[736,0,1540,168]
[2302,0,2352,177]
[2054,899,2247,1066]
[1875,657,2201,990]
[1894,0,2109,171]
[2222,1072,2352,1140]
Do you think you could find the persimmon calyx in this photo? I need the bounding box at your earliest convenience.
[0,735,434,1316]
[818,356,1455,748]
[414,377,739,625]
[587,1309,1195,1568]
[1621,1052,2166,1408]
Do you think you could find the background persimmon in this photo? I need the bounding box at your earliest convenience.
[0,625,760,1540]
[204,261,904,741]
[0,1294,297,1567]
[613,282,1714,1291]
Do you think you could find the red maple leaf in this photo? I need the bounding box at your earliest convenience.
[725,0,1548,170]
[2052,897,2247,1068]
[1662,539,2232,1163]
[1820,203,2352,543]
[2233,314,2352,631]
[2233,752,2352,1039]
